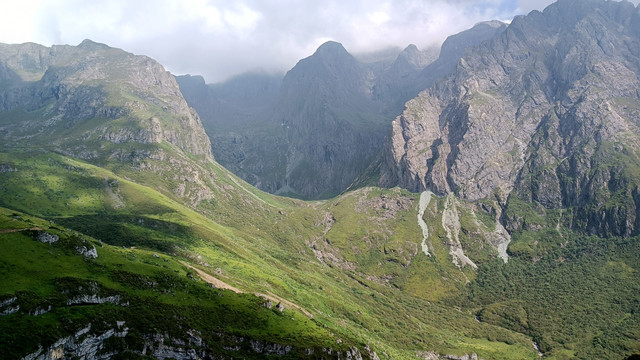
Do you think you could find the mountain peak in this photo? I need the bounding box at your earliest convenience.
[475,20,507,29]
[77,39,110,50]
[396,44,435,69]
[402,44,419,54]
[314,41,348,56]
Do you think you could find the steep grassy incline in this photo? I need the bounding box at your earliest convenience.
[0,207,344,359]
[0,150,538,359]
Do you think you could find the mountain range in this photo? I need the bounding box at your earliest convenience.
[177,20,506,199]
[1,0,640,359]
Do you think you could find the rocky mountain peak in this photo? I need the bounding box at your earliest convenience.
[178,74,207,87]
[0,41,213,161]
[314,41,349,57]
[396,44,435,69]
[279,40,371,110]
[77,39,110,50]
[286,40,362,83]
[437,20,507,64]
[379,0,640,237]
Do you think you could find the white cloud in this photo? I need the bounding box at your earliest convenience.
[1,0,631,83]
[368,11,391,26]
[223,4,261,33]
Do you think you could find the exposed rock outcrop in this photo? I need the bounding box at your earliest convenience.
[21,324,377,360]
[37,232,59,244]
[0,40,213,160]
[380,0,640,237]
[179,22,506,199]
[22,324,129,360]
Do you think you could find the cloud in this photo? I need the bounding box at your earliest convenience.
[1,0,632,83]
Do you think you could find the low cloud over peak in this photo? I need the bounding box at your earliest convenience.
[2,0,637,82]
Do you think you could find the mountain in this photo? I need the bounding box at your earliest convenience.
[412,21,508,95]
[176,72,282,184]
[372,21,508,112]
[0,39,212,161]
[0,40,542,360]
[261,41,389,198]
[374,1,640,355]
[180,41,391,199]
[2,1,640,358]
[381,0,640,236]
[177,71,282,131]
[179,23,506,199]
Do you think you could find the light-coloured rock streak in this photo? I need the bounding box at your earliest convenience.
[492,206,511,263]
[418,191,433,256]
[442,193,477,269]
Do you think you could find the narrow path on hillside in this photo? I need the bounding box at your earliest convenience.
[254,292,314,318]
[418,191,433,256]
[0,227,42,234]
[181,261,313,317]
[181,261,242,293]
[225,171,272,207]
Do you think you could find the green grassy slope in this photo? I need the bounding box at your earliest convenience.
[0,207,343,359]
[0,149,538,359]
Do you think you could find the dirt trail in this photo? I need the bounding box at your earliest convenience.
[181,261,242,293]
[0,227,42,234]
[181,261,313,318]
[254,292,314,318]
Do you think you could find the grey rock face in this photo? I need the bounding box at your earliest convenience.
[0,295,19,316]
[181,41,390,199]
[37,232,59,244]
[0,40,212,161]
[66,294,122,306]
[75,245,98,258]
[22,324,129,360]
[22,323,372,360]
[180,25,505,199]
[380,0,640,237]
[397,21,508,108]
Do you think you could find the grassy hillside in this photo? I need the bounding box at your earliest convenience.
[0,149,538,359]
[0,207,343,359]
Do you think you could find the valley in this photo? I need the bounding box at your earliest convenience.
[1,0,640,359]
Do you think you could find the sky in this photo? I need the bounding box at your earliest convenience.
[0,0,635,83]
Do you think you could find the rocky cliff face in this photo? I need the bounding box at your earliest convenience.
[180,41,392,199]
[180,23,507,199]
[380,0,640,237]
[261,41,389,198]
[0,40,220,207]
[0,40,212,160]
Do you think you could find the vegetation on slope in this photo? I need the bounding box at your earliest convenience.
[0,207,342,359]
[0,150,538,359]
